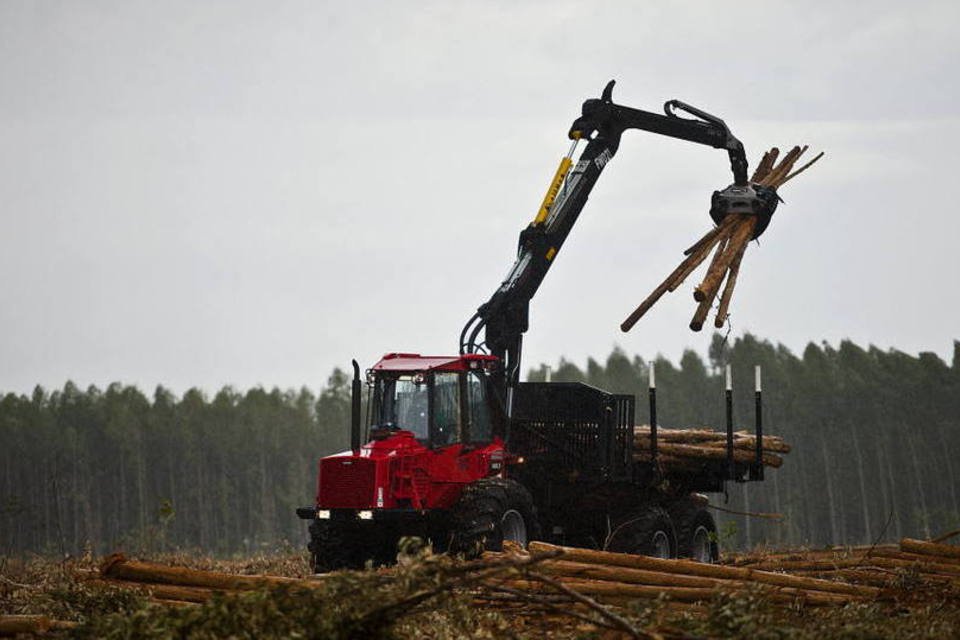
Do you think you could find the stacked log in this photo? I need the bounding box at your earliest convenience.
[93,553,324,605]
[0,616,77,637]
[726,538,960,591]
[621,146,823,333]
[632,425,789,471]
[496,542,880,607]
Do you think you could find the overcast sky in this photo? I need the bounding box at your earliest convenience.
[2,1,959,395]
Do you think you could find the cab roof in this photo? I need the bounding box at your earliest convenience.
[371,353,499,373]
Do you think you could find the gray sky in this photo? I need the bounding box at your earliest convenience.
[2,1,959,395]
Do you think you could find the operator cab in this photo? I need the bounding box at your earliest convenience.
[368,353,501,447]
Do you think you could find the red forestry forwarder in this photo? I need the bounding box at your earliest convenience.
[297,81,778,571]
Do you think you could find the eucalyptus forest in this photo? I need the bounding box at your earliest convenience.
[2,334,959,556]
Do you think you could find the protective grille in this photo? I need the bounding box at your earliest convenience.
[510,382,634,479]
[319,457,376,508]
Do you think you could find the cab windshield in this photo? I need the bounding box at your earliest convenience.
[372,370,494,446]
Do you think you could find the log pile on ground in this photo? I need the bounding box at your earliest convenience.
[0,616,77,637]
[621,146,823,333]
[727,537,960,598]
[633,425,790,471]
[89,553,322,606]
[490,541,881,608]
[9,537,960,638]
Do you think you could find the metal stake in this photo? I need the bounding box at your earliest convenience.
[648,362,658,460]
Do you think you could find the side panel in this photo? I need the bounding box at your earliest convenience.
[509,382,633,479]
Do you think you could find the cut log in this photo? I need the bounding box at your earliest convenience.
[527,542,879,598]
[714,241,747,328]
[632,441,783,468]
[621,144,821,333]
[0,615,78,635]
[751,147,779,182]
[620,230,724,332]
[99,553,308,590]
[93,578,223,603]
[900,538,960,560]
[748,556,960,578]
[693,217,756,304]
[539,560,724,589]
[516,577,856,606]
[634,434,791,454]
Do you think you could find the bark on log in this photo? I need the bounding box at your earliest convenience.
[620,229,725,332]
[99,553,308,590]
[152,598,200,608]
[632,442,783,468]
[514,577,856,606]
[748,556,960,577]
[0,615,77,636]
[527,542,878,598]
[693,230,735,303]
[93,578,224,603]
[751,147,779,182]
[682,213,738,257]
[868,547,960,566]
[634,435,791,454]
[539,560,723,589]
[714,241,747,328]
[900,538,960,560]
[505,578,719,603]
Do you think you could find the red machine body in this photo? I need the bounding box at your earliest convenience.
[317,433,506,510]
[314,352,506,512]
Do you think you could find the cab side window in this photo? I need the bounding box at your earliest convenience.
[432,372,461,446]
[467,372,493,443]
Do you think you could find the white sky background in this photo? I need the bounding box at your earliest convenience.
[1,1,959,394]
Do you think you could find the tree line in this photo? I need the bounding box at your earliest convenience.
[2,334,959,556]
[1,371,353,556]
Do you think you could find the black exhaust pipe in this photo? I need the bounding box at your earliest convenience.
[351,359,362,453]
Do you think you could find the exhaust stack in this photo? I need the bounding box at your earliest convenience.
[351,360,362,453]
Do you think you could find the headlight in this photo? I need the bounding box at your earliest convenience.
[358,510,374,520]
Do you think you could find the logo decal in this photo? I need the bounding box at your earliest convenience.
[594,148,613,169]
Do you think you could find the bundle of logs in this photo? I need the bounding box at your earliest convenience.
[621,145,823,333]
[632,425,790,471]
[87,553,322,606]
[726,536,960,593]
[489,541,882,608]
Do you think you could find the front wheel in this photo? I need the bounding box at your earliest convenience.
[449,478,540,558]
[308,518,360,573]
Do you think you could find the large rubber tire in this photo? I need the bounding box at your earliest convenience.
[449,478,541,558]
[670,503,719,563]
[607,506,678,559]
[308,519,360,573]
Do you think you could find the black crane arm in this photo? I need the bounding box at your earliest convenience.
[460,80,760,405]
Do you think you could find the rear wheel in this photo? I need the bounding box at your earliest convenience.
[449,478,540,558]
[670,501,719,563]
[607,507,677,559]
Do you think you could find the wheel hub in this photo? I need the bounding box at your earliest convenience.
[651,530,671,559]
[691,525,713,563]
[500,509,528,546]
